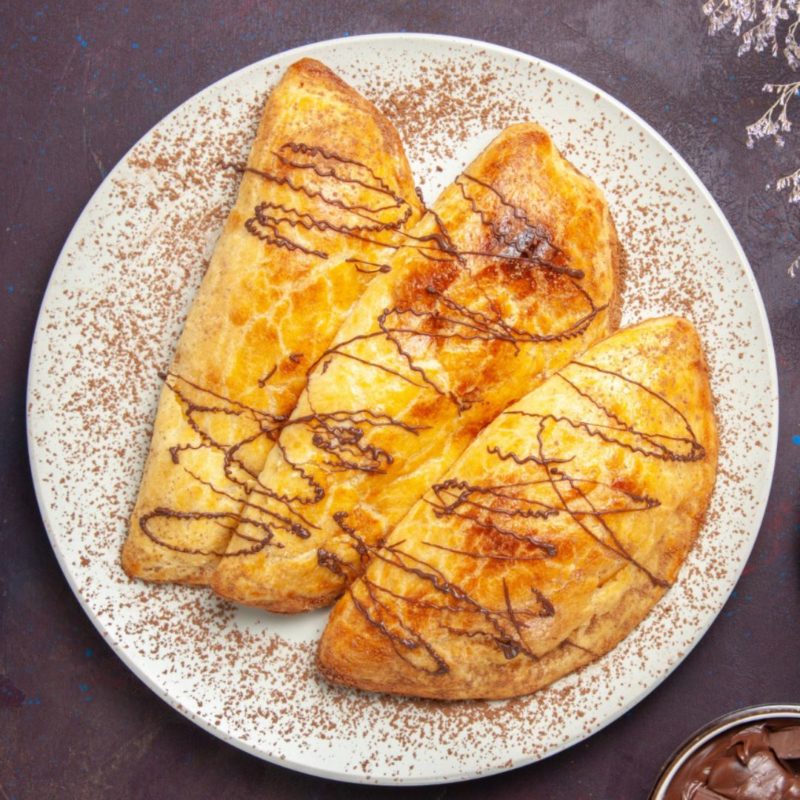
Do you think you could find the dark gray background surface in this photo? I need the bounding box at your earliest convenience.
[2,2,798,797]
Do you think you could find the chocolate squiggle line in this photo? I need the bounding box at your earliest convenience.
[230,140,416,259]
[139,508,283,559]
[346,257,392,274]
[277,142,400,198]
[207,161,605,540]
[141,150,608,571]
[139,370,423,551]
[341,359,706,672]
[457,173,569,269]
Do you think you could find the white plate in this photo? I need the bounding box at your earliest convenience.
[27,34,778,785]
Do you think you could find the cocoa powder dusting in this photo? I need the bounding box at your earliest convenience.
[27,44,774,782]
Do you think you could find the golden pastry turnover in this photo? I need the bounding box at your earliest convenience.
[121,59,422,585]
[211,122,620,611]
[317,317,718,700]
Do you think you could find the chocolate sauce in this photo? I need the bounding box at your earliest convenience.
[276,142,405,200]
[346,257,392,274]
[340,356,708,670]
[136,138,424,555]
[234,140,416,259]
[137,371,314,556]
[140,143,619,586]
[256,365,276,387]
[662,721,800,800]
[348,582,450,676]
[455,173,577,277]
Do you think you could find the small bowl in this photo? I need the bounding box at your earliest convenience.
[649,703,800,799]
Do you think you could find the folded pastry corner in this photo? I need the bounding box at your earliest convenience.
[122,58,423,585]
[210,121,620,611]
[317,316,718,700]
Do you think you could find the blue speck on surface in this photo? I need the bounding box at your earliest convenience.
[76,34,88,48]
[343,31,350,37]
[711,115,718,124]
[31,34,38,42]
[79,682,89,692]
[7,285,14,294]
[131,41,139,49]
[620,75,628,82]
[23,696,41,705]
[792,434,800,445]
[84,647,94,658]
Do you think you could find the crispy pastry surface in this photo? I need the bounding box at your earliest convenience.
[122,59,422,584]
[317,317,718,700]
[211,122,620,611]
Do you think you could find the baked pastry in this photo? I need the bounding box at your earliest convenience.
[211,122,621,611]
[317,316,718,700]
[122,59,422,584]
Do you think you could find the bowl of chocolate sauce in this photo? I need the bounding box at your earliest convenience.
[650,705,800,800]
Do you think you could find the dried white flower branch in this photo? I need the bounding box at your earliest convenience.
[703,0,757,36]
[785,16,800,65]
[778,165,800,201]
[746,80,800,146]
[704,0,800,275]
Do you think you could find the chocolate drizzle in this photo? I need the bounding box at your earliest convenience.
[233,159,608,533]
[346,257,392,274]
[139,141,616,597]
[340,357,708,675]
[455,173,579,278]
[135,138,427,556]
[236,141,417,259]
[136,371,317,556]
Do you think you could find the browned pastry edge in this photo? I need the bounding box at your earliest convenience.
[315,572,663,701]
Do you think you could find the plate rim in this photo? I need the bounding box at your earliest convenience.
[26,31,780,786]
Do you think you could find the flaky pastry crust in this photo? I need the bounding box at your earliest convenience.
[317,317,718,700]
[122,59,422,584]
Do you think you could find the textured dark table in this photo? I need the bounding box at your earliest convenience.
[2,2,798,798]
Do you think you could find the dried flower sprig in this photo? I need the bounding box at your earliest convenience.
[704,0,800,276]
[785,16,800,65]
[776,168,800,272]
[746,80,800,146]
[703,0,757,36]
[777,164,800,200]
[703,0,798,56]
